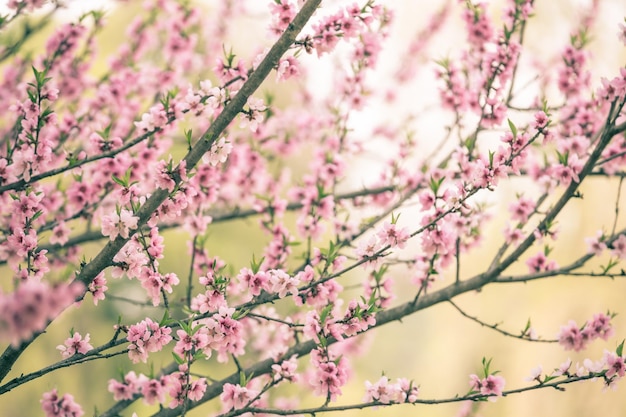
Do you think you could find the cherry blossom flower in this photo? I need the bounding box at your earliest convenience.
[101,208,139,241]
[204,137,233,166]
[41,389,84,417]
[57,332,93,358]
[220,383,258,411]
[604,350,626,380]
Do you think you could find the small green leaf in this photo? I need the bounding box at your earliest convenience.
[617,340,624,357]
[507,118,517,138]
[233,309,250,320]
[158,310,171,327]
[319,304,333,325]
[111,175,127,187]
[250,254,264,274]
[172,352,185,365]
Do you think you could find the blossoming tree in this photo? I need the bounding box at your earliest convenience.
[1,0,626,416]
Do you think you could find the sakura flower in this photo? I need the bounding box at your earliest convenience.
[524,365,542,382]
[363,376,395,404]
[525,251,557,273]
[480,375,505,399]
[41,389,84,417]
[611,234,626,259]
[101,209,139,241]
[204,137,233,166]
[585,231,606,256]
[376,221,410,249]
[533,110,549,130]
[552,358,572,377]
[220,383,258,411]
[140,378,167,406]
[356,234,383,265]
[49,222,71,246]
[57,332,93,358]
[604,350,626,379]
[558,320,588,352]
[469,374,505,400]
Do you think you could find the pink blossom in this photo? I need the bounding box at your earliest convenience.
[526,251,557,273]
[557,320,587,352]
[309,349,349,401]
[220,383,258,411]
[0,280,83,346]
[376,221,410,249]
[127,318,172,363]
[585,231,606,256]
[585,312,614,341]
[480,375,505,399]
[267,269,300,298]
[509,196,535,223]
[272,356,299,382]
[108,371,145,401]
[57,332,93,358]
[604,350,626,379]
[524,365,543,382]
[140,378,167,406]
[101,208,139,241]
[611,234,626,259]
[552,358,572,377]
[363,376,395,404]
[88,272,108,305]
[49,222,71,246]
[356,235,382,262]
[533,111,549,130]
[41,389,84,417]
[203,137,233,166]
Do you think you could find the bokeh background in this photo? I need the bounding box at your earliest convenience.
[1,0,626,416]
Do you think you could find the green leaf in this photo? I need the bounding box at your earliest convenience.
[319,304,333,325]
[233,308,250,320]
[482,357,492,377]
[617,340,624,357]
[111,175,127,187]
[172,352,185,365]
[30,210,43,222]
[158,310,171,327]
[429,176,445,194]
[507,118,517,138]
[250,254,264,274]
[184,129,193,150]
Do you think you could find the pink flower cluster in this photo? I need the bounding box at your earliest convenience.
[126,318,173,363]
[557,313,614,352]
[56,332,93,358]
[220,382,259,411]
[308,348,349,401]
[307,2,389,57]
[101,208,139,241]
[363,376,419,404]
[550,349,626,390]
[469,374,506,400]
[166,367,207,408]
[190,272,227,313]
[0,280,83,346]
[108,368,206,408]
[237,267,300,300]
[41,389,84,417]
[172,306,245,362]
